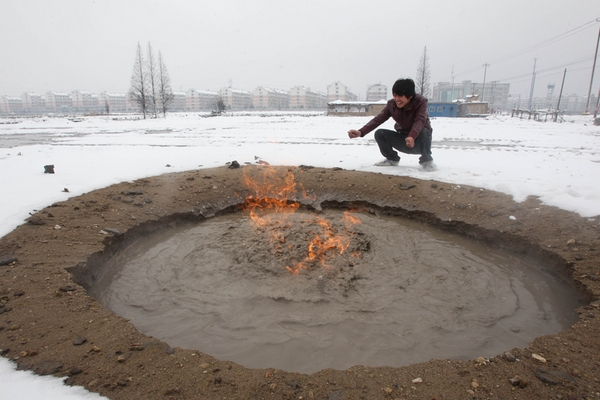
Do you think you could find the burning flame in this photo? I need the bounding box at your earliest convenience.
[242,166,362,274]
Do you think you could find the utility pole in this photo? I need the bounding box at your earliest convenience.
[584,19,600,114]
[451,65,455,102]
[528,58,537,110]
[481,63,490,101]
[555,69,567,122]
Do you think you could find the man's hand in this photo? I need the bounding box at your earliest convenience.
[405,136,415,148]
[348,129,362,139]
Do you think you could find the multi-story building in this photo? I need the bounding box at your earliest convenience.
[186,89,219,111]
[98,92,128,113]
[21,92,45,114]
[45,92,72,112]
[0,96,24,115]
[219,87,253,111]
[253,87,290,110]
[289,86,328,110]
[327,81,358,102]
[170,92,187,112]
[71,90,99,113]
[366,84,388,101]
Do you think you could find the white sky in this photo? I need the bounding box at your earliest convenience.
[1,0,599,99]
[0,111,599,397]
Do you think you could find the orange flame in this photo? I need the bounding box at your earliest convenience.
[242,166,361,274]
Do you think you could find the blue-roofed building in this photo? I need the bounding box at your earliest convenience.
[427,102,457,117]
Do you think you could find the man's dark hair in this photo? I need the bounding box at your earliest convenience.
[392,78,416,98]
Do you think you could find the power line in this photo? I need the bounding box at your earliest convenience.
[452,18,599,79]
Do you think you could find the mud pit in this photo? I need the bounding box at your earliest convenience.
[1,165,600,399]
[89,210,580,374]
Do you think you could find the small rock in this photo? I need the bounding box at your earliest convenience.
[509,215,516,220]
[471,379,479,389]
[399,183,416,190]
[228,160,240,169]
[53,224,62,230]
[567,239,576,245]
[62,188,69,193]
[103,228,122,236]
[509,376,522,386]
[0,253,17,266]
[532,353,547,363]
[383,387,393,394]
[503,351,516,362]
[34,361,63,375]
[73,337,87,346]
[44,165,55,174]
[411,377,422,383]
[69,367,83,376]
[535,369,575,385]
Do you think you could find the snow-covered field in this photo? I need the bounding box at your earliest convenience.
[1,111,599,398]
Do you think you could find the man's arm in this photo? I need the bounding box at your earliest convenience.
[407,97,429,139]
[348,100,393,138]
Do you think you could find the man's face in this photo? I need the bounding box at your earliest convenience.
[393,94,412,108]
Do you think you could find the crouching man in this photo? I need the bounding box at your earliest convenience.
[347,78,435,171]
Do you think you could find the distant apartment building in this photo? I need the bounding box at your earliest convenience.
[21,92,45,114]
[0,96,23,115]
[289,86,327,110]
[45,92,72,112]
[170,92,187,112]
[253,87,290,110]
[366,84,388,101]
[98,92,128,113]
[219,87,253,111]
[71,90,99,113]
[186,89,219,111]
[327,81,358,102]
[433,80,510,110]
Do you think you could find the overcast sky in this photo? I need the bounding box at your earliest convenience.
[1,0,598,100]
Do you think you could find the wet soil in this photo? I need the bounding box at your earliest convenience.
[90,210,580,375]
[1,165,600,399]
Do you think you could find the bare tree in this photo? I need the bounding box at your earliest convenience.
[415,46,431,98]
[128,42,148,118]
[215,97,226,114]
[157,51,174,117]
[146,43,158,118]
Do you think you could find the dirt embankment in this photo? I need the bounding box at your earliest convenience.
[1,165,599,399]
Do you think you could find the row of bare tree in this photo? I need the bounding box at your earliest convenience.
[128,42,174,118]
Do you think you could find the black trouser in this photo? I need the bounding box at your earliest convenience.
[374,128,433,164]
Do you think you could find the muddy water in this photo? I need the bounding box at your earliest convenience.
[89,210,581,374]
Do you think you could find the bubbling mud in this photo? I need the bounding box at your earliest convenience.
[88,209,581,374]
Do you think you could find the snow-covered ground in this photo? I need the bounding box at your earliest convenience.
[1,111,599,398]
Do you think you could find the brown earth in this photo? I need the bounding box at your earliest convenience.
[1,164,599,400]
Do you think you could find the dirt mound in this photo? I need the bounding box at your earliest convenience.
[1,165,599,399]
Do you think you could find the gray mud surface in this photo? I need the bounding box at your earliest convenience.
[92,210,580,374]
[1,165,600,399]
